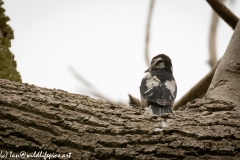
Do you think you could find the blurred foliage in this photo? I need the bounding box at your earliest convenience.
[0,0,21,82]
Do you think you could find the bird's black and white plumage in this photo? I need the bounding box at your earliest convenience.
[140,54,177,115]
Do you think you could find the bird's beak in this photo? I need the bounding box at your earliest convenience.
[144,59,159,73]
[144,67,151,73]
[144,62,155,72]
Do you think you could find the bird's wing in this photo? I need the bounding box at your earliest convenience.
[140,74,177,106]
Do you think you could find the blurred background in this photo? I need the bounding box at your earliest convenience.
[4,0,240,105]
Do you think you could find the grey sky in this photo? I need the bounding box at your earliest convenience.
[4,0,240,104]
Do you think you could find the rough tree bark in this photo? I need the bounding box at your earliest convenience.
[0,79,240,160]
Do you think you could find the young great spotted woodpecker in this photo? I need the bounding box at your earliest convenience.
[140,54,177,115]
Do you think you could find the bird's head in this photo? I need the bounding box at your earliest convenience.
[145,54,173,73]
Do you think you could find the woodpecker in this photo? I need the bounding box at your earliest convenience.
[140,54,177,115]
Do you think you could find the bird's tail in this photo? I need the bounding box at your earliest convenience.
[145,103,173,115]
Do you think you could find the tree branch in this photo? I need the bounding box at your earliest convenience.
[145,0,155,67]
[175,0,239,109]
[208,10,219,67]
[206,0,239,29]
[174,60,220,110]
[0,79,239,159]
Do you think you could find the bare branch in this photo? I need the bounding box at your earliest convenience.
[175,0,239,109]
[206,0,239,29]
[174,60,220,110]
[145,0,155,67]
[69,66,111,101]
[208,11,219,67]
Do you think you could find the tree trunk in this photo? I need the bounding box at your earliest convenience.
[206,20,240,106]
[0,78,239,159]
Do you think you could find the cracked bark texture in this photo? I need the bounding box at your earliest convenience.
[0,79,240,160]
[206,21,240,106]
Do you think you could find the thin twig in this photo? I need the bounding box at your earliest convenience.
[206,0,239,29]
[145,0,155,67]
[69,66,111,101]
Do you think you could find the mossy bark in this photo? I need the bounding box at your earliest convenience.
[0,0,21,82]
